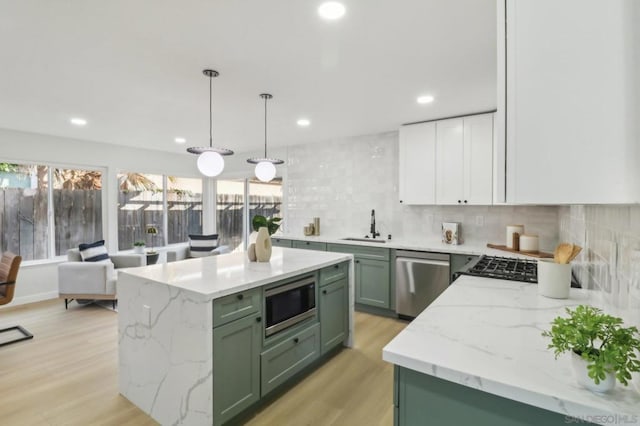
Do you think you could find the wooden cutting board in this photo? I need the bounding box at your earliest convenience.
[486,243,554,259]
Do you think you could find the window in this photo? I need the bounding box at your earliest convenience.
[0,162,103,261]
[118,173,203,250]
[167,177,203,244]
[216,178,283,253]
[53,168,103,255]
[117,173,164,251]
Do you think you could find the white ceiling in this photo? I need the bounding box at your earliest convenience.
[0,0,497,155]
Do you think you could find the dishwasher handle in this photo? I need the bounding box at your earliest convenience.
[395,257,449,268]
[396,257,450,295]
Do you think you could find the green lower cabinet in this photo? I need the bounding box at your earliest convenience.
[213,312,262,425]
[355,257,390,309]
[271,237,292,248]
[292,240,327,251]
[319,278,348,355]
[261,323,320,397]
[394,366,597,426]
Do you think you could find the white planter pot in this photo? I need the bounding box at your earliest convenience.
[571,351,616,393]
[134,246,145,254]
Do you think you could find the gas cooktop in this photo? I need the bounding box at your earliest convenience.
[458,255,580,287]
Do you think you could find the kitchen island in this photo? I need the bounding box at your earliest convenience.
[383,276,640,425]
[117,247,353,425]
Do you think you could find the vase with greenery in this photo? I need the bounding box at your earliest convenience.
[542,305,640,392]
[133,241,146,254]
[251,215,282,262]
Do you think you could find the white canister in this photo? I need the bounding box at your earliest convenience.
[506,225,525,249]
[519,234,539,253]
[537,259,571,299]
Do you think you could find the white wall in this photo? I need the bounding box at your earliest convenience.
[0,127,202,306]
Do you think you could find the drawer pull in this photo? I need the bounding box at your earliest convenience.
[334,264,339,269]
[293,337,299,344]
[256,316,262,323]
[355,260,360,264]
[322,289,327,294]
[237,294,244,301]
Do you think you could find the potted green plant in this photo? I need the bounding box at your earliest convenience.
[542,305,640,392]
[133,241,146,254]
[251,215,282,235]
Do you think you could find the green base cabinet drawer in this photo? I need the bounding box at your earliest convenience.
[213,288,261,328]
[319,279,348,355]
[260,323,320,396]
[213,312,262,425]
[292,240,327,251]
[319,261,349,287]
[355,258,390,309]
[327,243,390,261]
[271,237,292,248]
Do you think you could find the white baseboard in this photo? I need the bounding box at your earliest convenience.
[0,291,59,308]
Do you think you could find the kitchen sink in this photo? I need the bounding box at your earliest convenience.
[342,237,386,244]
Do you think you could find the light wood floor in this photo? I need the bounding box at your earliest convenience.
[0,300,407,425]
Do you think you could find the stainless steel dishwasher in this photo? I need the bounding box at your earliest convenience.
[395,250,450,319]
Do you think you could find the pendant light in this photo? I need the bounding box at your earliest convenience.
[187,69,233,177]
[247,93,283,182]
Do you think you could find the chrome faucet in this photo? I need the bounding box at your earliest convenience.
[369,209,380,239]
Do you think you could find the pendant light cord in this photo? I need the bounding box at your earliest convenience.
[209,75,213,148]
[264,95,268,157]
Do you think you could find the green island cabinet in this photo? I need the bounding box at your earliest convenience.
[213,265,349,425]
[394,366,595,426]
[212,287,262,425]
[327,244,391,310]
[319,262,349,354]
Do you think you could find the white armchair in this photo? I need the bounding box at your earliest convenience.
[58,248,145,309]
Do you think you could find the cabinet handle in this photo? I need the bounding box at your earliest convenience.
[293,337,299,344]
[464,200,468,204]
[237,294,244,301]
[322,289,327,294]
[334,264,339,269]
[306,241,310,245]
[399,200,403,203]
[256,316,262,323]
[355,260,360,264]
[458,200,461,204]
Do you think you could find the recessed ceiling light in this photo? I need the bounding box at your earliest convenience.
[318,2,346,20]
[297,118,311,127]
[417,95,435,104]
[70,117,87,126]
[175,137,186,144]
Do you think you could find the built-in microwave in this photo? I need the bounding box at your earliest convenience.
[264,275,316,337]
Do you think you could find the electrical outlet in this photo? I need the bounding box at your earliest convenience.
[475,215,484,227]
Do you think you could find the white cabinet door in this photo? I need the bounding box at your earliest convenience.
[398,122,436,205]
[435,118,465,205]
[501,0,640,204]
[463,114,493,204]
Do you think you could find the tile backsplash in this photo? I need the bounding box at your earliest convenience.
[559,205,640,321]
[285,131,559,249]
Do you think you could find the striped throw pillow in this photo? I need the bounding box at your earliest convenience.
[79,240,110,262]
[189,234,218,258]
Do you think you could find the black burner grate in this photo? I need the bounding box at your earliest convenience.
[461,255,538,283]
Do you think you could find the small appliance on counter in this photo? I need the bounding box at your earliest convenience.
[441,222,460,245]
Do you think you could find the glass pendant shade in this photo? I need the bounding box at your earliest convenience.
[197,151,225,177]
[255,161,276,182]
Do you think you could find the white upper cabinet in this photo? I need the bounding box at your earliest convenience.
[499,0,640,204]
[398,121,436,205]
[436,114,494,205]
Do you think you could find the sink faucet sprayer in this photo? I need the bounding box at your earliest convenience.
[370,209,381,239]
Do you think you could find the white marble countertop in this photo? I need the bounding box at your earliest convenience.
[274,234,544,260]
[382,276,640,424]
[118,247,352,300]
